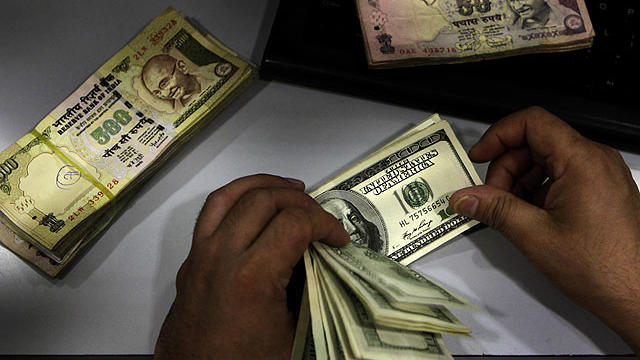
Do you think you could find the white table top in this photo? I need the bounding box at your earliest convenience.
[0,0,637,355]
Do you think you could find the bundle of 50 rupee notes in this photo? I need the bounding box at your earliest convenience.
[0,3,595,359]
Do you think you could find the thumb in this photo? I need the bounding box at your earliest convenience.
[450,185,551,242]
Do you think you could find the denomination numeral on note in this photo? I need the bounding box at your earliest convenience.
[0,159,18,182]
[392,189,410,215]
[392,178,433,215]
[103,119,121,136]
[114,109,132,126]
[90,110,133,145]
[437,207,455,221]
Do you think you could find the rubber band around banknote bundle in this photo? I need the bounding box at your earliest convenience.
[29,129,115,200]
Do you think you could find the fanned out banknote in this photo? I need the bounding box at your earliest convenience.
[292,115,482,359]
[357,0,595,67]
[0,8,255,276]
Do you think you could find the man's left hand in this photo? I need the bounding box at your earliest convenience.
[154,174,349,360]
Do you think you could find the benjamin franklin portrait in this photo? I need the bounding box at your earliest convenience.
[317,190,388,254]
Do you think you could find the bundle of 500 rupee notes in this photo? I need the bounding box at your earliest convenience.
[1,6,496,360]
[0,8,255,276]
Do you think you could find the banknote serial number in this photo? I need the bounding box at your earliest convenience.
[87,191,105,206]
[397,196,452,228]
[133,46,148,61]
[148,18,178,46]
[68,190,105,222]
[399,47,457,55]
[106,178,120,190]
[68,179,120,222]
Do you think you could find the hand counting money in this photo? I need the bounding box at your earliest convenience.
[311,114,482,265]
[293,114,482,359]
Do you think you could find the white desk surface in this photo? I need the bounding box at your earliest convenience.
[0,0,637,356]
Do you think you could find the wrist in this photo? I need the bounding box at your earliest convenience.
[589,276,640,353]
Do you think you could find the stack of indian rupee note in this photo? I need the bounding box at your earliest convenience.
[292,115,483,359]
[357,0,595,67]
[0,8,255,276]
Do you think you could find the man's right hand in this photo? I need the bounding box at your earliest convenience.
[450,107,640,352]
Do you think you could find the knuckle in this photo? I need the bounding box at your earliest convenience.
[233,263,258,289]
[282,207,313,224]
[524,106,570,131]
[239,188,275,210]
[235,173,279,187]
[205,190,218,204]
[205,187,232,210]
[293,192,316,207]
[524,105,551,120]
[244,172,273,180]
[218,209,240,234]
[526,105,547,115]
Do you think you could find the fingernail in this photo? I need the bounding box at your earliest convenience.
[284,177,305,187]
[453,195,479,217]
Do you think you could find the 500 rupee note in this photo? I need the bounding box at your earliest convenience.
[0,7,255,272]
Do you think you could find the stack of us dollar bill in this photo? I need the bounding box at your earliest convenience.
[292,115,483,359]
[0,8,255,276]
[357,0,594,67]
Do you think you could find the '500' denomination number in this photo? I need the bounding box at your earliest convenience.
[90,110,132,145]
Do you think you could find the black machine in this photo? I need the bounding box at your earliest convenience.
[261,0,640,152]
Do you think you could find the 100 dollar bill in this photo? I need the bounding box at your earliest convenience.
[294,114,479,359]
[357,0,594,67]
[310,114,482,265]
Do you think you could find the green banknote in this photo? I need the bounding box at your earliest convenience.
[0,8,255,274]
[311,114,482,265]
[296,242,470,359]
[316,250,454,360]
[314,244,471,334]
[293,115,480,359]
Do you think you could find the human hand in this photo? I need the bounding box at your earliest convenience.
[154,174,349,360]
[450,107,640,352]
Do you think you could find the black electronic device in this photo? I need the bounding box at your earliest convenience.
[261,0,640,152]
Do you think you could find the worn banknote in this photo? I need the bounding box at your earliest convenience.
[310,114,482,265]
[0,8,255,272]
[357,0,594,67]
[318,253,454,360]
[296,242,468,359]
[293,115,479,359]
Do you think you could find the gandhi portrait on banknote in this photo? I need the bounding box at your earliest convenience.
[141,54,203,111]
[317,190,388,254]
[132,29,229,113]
[507,0,582,30]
